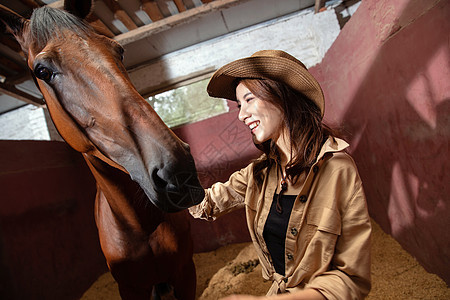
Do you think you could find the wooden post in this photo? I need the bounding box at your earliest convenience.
[315,0,326,13]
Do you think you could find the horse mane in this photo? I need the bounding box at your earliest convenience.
[30,6,92,50]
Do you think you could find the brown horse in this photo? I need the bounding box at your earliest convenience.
[0,1,204,299]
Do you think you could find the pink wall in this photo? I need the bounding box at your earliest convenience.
[174,106,261,252]
[309,0,450,284]
[0,141,105,299]
[0,108,260,299]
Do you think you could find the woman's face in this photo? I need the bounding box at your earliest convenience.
[236,82,285,144]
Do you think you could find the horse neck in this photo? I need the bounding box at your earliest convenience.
[83,153,163,233]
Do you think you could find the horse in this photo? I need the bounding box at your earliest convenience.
[0,1,205,299]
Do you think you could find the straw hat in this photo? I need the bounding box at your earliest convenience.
[207,50,325,116]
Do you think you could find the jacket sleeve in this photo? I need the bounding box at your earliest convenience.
[306,165,372,299]
[188,164,251,221]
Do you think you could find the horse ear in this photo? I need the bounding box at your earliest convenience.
[0,4,27,38]
[64,0,93,20]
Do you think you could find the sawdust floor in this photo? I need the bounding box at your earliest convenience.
[81,220,449,299]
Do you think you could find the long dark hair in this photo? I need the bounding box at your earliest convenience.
[239,78,337,185]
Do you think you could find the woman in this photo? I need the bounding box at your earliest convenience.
[190,50,372,299]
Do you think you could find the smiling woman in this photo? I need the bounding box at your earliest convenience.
[189,50,372,300]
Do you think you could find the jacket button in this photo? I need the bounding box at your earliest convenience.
[299,195,307,203]
[291,228,298,236]
[287,253,293,260]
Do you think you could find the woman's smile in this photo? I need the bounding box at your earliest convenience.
[248,120,260,132]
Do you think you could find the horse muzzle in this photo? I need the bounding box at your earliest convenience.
[152,169,205,212]
[115,161,205,212]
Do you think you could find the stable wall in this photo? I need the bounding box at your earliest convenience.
[0,108,259,300]
[0,141,104,300]
[174,105,261,252]
[309,0,450,284]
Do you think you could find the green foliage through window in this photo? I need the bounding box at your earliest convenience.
[147,78,228,128]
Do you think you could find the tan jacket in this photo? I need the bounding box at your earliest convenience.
[189,137,372,299]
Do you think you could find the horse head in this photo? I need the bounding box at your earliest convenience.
[0,0,204,212]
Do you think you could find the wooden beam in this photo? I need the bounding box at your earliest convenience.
[181,0,196,9]
[173,0,187,12]
[116,0,247,45]
[141,0,164,22]
[141,67,215,98]
[0,82,45,107]
[17,0,41,9]
[0,56,24,74]
[315,0,326,13]
[127,5,340,95]
[0,35,22,53]
[88,15,115,38]
[155,0,172,17]
[101,0,138,31]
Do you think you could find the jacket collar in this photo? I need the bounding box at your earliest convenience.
[316,136,349,163]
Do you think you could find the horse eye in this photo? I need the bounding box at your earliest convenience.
[34,66,53,82]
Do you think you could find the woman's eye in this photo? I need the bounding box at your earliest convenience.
[34,66,53,82]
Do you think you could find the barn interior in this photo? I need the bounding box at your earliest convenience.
[0,0,449,299]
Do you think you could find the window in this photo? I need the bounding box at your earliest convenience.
[147,78,229,128]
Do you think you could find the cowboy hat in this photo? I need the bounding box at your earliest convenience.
[207,50,325,116]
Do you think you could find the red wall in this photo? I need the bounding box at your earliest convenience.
[0,141,105,299]
[174,105,261,252]
[310,0,450,284]
[0,108,260,299]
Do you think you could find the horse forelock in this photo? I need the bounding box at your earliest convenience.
[29,6,91,51]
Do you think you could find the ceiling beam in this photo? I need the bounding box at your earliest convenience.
[0,82,45,107]
[115,0,248,45]
[141,0,164,22]
[88,14,115,37]
[173,0,187,12]
[17,0,42,9]
[315,0,326,13]
[102,0,138,30]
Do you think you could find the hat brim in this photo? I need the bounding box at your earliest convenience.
[207,56,325,116]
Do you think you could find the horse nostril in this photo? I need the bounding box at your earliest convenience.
[168,172,204,202]
[151,167,204,211]
[152,168,167,190]
[152,168,180,194]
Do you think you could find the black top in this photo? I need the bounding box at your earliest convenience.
[263,193,297,275]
